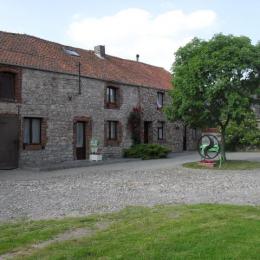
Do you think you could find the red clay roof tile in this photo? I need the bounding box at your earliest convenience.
[0,31,172,90]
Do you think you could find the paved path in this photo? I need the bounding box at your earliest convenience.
[0,152,259,221]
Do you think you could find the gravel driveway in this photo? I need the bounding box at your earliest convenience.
[0,152,260,221]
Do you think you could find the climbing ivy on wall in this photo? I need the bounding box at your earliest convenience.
[127,106,142,145]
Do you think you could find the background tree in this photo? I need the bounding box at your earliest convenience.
[225,111,260,151]
[166,34,260,161]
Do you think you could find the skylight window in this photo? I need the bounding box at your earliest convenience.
[63,47,80,57]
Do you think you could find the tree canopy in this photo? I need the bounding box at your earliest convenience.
[166,34,260,160]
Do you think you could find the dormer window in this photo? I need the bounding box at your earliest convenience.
[0,72,15,101]
[63,47,80,57]
[157,92,164,109]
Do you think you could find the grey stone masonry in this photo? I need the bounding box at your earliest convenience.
[0,68,199,167]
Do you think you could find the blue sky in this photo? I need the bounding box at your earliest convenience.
[0,0,259,69]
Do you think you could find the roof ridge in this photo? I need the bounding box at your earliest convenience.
[106,54,166,70]
[0,30,68,49]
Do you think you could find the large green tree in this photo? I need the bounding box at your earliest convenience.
[166,34,260,160]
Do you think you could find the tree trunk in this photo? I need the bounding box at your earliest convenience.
[220,128,227,162]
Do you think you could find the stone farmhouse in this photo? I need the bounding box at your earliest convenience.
[0,31,199,169]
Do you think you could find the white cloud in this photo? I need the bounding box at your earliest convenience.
[67,8,216,70]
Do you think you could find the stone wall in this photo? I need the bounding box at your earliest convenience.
[253,103,260,128]
[140,87,185,151]
[1,67,200,167]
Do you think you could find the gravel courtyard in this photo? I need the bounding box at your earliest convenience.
[0,152,260,221]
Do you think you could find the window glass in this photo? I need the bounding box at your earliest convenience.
[106,87,110,102]
[23,118,41,145]
[76,122,84,147]
[157,92,164,108]
[63,47,80,56]
[0,72,15,100]
[32,119,41,144]
[110,88,116,103]
[107,122,110,139]
[107,87,117,103]
[110,121,117,139]
[23,118,30,144]
[158,122,164,140]
[108,121,117,140]
[158,128,163,139]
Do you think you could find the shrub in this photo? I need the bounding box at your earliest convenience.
[123,144,171,160]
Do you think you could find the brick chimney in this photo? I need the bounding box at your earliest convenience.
[94,45,105,58]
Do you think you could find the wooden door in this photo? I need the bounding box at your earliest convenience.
[76,122,86,160]
[0,116,19,169]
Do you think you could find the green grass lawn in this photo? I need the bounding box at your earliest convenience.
[183,160,260,170]
[1,204,260,259]
[0,215,100,256]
